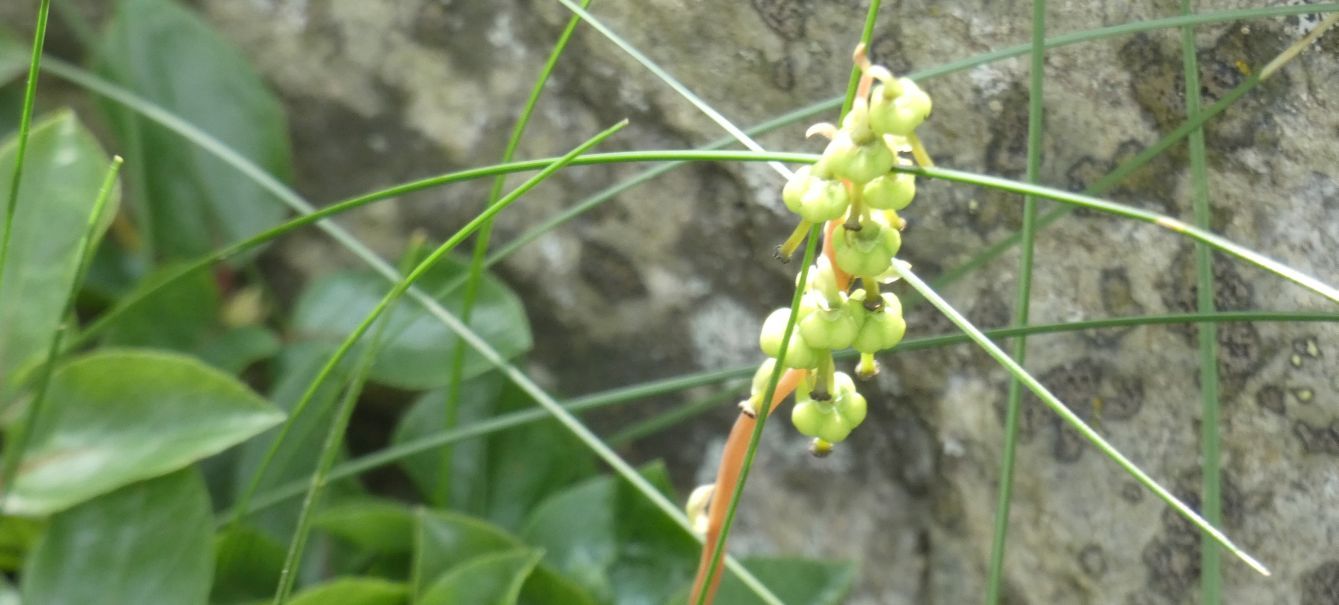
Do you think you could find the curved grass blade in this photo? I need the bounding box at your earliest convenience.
[226,121,627,537]
[893,263,1269,576]
[441,0,592,507]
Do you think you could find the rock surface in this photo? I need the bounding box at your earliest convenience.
[6,0,1339,602]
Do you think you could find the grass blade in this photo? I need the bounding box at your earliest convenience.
[0,156,121,504]
[226,121,628,535]
[439,0,591,507]
[1179,2,1222,601]
[0,0,52,302]
[893,263,1269,576]
[985,0,1044,600]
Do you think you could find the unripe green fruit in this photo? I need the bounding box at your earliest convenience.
[759,308,820,369]
[863,171,916,211]
[782,166,850,223]
[750,358,778,396]
[832,222,902,277]
[852,293,907,354]
[822,131,895,185]
[791,372,866,442]
[798,300,860,350]
[870,78,932,136]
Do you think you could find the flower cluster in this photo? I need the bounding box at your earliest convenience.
[749,46,932,455]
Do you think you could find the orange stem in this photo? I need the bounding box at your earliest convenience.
[688,368,806,604]
[823,219,851,291]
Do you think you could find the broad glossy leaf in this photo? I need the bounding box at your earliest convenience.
[288,578,408,605]
[413,509,595,605]
[22,469,213,605]
[0,111,118,404]
[713,557,856,605]
[522,464,697,604]
[95,0,291,262]
[211,526,284,605]
[391,373,503,507]
[7,350,284,515]
[292,259,531,390]
[420,549,541,605]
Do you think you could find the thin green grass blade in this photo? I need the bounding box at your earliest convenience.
[912,165,1339,305]
[228,308,1339,520]
[439,0,591,507]
[0,156,121,504]
[226,121,627,536]
[272,247,411,604]
[985,0,1044,600]
[0,0,52,301]
[893,264,1269,576]
[1180,2,1222,601]
[607,387,745,447]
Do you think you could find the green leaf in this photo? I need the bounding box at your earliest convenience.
[479,384,595,529]
[420,549,542,605]
[100,263,220,351]
[292,260,531,390]
[21,469,214,605]
[6,350,284,516]
[411,509,593,605]
[0,111,117,404]
[196,325,282,375]
[287,578,408,605]
[94,0,291,262]
[712,557,856,605]
[522,464,697,604]
[211,526,285,605]
[232,342,360,540]
[314,498,415,554]
[391,373,504,507]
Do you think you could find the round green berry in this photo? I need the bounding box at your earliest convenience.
[798,299,860,350]
[870,78,932,136]
[759,308,820,368]
[823,132,895,185]
[831,222,901,277]
[863,171,916,211]
[852,293,907,354]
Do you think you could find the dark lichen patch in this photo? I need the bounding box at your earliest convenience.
[1293,419,1339,456]
[1086,268,1144,346]
[750,0,810,41]
[1078,544,1107,578]
[1256,384,1287,415]
[1120,481,1145,504]
[1118,33,1187,135]
[1302,560,1339,605]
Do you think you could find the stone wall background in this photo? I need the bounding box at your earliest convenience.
[5,1,1339,603]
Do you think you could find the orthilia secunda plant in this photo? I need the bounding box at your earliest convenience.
[689,44,933,604]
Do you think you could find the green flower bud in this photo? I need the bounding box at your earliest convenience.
[798,297,860,350]
[852,293,907,354]
[831,222,902,277]
[759,308,820,369]
[862,171,916,211]
[791,372,866,443]
[782,165,851,223]
[870,78,932,136]
[822,131,895,185]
